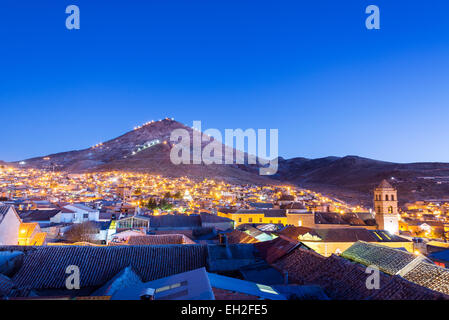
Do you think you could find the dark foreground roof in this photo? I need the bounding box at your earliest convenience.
[273,247,326,284]
[370,275,448,300]
[303,254,392,300]
[271,245,449,300]
[403,261,449,295]
[8,245,208,290]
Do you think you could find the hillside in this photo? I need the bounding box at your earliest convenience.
[17,119,272,185]
[276,155,449,205]
[12,119,449,205]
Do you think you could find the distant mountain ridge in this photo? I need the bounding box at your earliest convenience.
[275,155,449,205]
[10,120,449,205]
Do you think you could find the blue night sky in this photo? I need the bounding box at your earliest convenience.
[1,1,449,163]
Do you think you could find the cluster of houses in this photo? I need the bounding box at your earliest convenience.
[2,179,449,300]
[2,233,449,300]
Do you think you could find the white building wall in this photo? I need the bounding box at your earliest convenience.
[64,205,99,223]
[0,208,21,245]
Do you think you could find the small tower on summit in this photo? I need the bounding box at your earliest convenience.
[374,179,399,234]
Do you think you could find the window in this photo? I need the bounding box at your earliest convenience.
[259,218,262,223]
[388,206,393,213]
[249,218,253,223]
[238,218,242,223]
[391,195,395,201]
[83,213,89,219]
[385,195,389,201]
[377,207,381,213]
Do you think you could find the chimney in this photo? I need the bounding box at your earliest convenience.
[140,288,155,301]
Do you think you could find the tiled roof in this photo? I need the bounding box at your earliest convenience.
[273,247,326,284]
[369,276,449,300]
[271,245,447,300]
[403,261,449,295]
[340,241,449,297]
[255,237,299,264]
[303,255,392,300]
[126,234,195,245]
[0,274,15,297]
[0,273,31,298]
[341,241,418,275]
[10,245,208,290]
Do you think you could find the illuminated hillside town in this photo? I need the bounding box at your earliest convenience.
[2,162,449,300]
[2,0,449,307]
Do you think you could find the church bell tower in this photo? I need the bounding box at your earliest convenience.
[374,179,399,234]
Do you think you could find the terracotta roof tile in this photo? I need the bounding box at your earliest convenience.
[370,276,449,300]
[403,261,449,295]
[303,255,391,300]
[255,237,299,264]
[273,248,326,284]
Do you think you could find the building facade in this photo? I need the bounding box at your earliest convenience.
[374,179,399,234]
